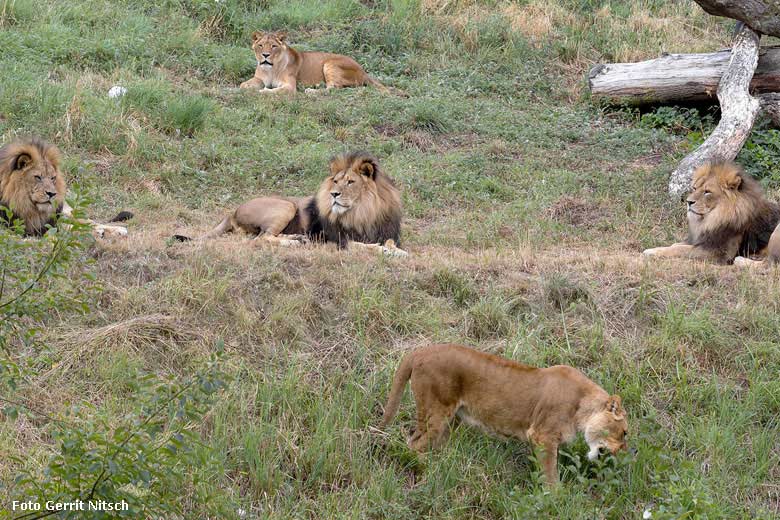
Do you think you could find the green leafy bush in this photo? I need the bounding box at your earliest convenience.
[0,195,96,393]
[10,351,230,519]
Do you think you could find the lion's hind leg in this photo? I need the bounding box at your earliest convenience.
[322,59,366,89]
[234,197,305,247]
[408,374,456,452]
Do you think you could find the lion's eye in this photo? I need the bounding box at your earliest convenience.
[347,180,355,185]
[272,45,277,49]
[704,190,711,195]
[35,175,42,181]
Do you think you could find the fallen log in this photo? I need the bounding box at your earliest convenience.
[589,46,780,104]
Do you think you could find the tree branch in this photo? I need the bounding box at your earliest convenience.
[668,23,762,198]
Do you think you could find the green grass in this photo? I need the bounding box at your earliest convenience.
[2,0,780,518]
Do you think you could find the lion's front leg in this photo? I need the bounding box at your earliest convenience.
[734,256,765,268]
[642,242,694,259]
[239,77,265,89]
[60,202,128,239]
[349,240,409,258]
[254,233,308,247]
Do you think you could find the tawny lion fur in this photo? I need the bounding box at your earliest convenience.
[239,31,390,94]
[643,162,780,264]
[184,152,405,254]
[0,137,130,237]
[380,344,629,486]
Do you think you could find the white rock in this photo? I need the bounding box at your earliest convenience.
[642,509,652,519]
[108,86,128,99]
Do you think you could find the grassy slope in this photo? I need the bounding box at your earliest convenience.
[1,0,779,518]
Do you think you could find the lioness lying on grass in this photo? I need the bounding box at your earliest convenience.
[239,31,392,94]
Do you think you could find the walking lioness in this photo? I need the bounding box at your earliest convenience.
[380,344,629,485]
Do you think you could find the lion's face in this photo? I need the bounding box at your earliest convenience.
[685,162,760,238]
[0,138,66,234]
[318,154,380,219]
[251,31,287,68]
[687,163,742,221]
[584,395,629,461]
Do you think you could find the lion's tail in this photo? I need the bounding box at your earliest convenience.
[367,76,407,97]
[379,350,415,428]
[109,211,134,223]
[201,216,234,239]
[172,215,234,243]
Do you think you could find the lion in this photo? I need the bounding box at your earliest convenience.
[643,162,780,264]
[379,343,629,486]
[175,151,407,256]
[0,137,131,238]
[239,31,392,94]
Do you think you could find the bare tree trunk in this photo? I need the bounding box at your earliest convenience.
[668,24,762,198]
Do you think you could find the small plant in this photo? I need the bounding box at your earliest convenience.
[639,105,716,135]
[408,102,452,134]
[161,96,215,137]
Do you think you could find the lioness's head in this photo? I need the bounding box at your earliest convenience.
[686,162,766,238]
[251,31,287,68]
[0,137,66,234]
[584,395,628,460]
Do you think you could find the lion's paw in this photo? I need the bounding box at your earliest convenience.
[93,224,128,239]
[382,246,409,258]
[734,256,762,268]
[304,88,320,94]
[642,248,660,258]
[278,239,303,247]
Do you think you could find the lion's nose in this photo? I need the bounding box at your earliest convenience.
[262,53,270,58]
[46,191,57,199]
[330,191,341,198]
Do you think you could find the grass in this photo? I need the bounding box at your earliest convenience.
[2,0,780,518]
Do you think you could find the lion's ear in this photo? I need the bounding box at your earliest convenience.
[14,153,32,171]
[725,171,742,191]
[606,395,624,419]
[358,158,377,179]
[251,31,263,43]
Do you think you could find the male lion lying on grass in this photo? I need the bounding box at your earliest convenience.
[0,137,131,238]
[239,31,393,94]
[174,152,407,257]
[379,344,629,486]
[643,162,780,265]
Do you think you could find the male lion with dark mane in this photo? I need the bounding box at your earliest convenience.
[175,152,407,256]
[643,162,780,265]
[239,31,391,94]
[0,137,131,238]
